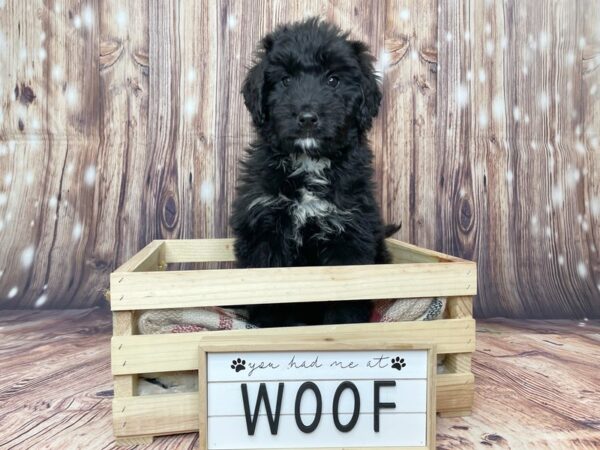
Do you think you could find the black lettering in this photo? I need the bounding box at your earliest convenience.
[374,381,396,432]
[294,382,322,433]
[241,383,284,435]
[332,381,360,432]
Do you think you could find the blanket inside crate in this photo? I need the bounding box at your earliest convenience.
[137,297,446,395]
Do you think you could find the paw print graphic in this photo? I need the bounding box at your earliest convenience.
[391,356,406,371]
[231,358,246,372]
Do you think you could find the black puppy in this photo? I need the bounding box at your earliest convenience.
[230,18,399,327]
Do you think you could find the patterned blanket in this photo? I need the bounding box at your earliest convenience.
[137,297,446,395]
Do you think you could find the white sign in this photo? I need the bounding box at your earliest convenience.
[198,344,435,450]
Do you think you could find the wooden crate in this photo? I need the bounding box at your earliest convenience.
[110,238,477,445]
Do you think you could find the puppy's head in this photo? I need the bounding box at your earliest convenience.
[242,18,382,156]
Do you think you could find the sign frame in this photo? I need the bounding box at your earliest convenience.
[198,340,436,450]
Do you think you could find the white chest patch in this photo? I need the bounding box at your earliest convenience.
[289,152,331,186]
[294,137,319,151]
[247,153,349,247]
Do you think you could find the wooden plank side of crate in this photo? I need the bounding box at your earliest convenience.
[111,318,475,375]
[152,238,468,265]
[163,239,236,263]
[112,373,473,438]
[385,239,470,263]
[110,262,477,311]
[114,240,165,273]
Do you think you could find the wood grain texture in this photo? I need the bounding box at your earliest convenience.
[0,0,599,318]
[1,310,598,448]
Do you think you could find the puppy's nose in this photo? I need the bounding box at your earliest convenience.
[298,111,319,128]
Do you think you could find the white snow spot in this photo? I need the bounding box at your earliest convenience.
[410,49,418,61]
[25,171,34,185]
[0,0,5,8]
[591,84,598,96]
[52,65,64,82]
[227,15,238,29]
[66,162,74,175]
[49,196,58,209]
[566,166,580,188]
[575,125,581,136]
[20,246,35,269]
[40,31,46,42]
[73,14,81,29]
[376,50,391,73]
[456,84,469,108]
[538,92,549,111]
[84,165,96,186]
[522,66,528,76]
[582,220,589,232]
[73,222,83,240]
[566,51,575,66]
[524,114,530,124]
[31,116,41,130]
[200,180,214,202]
[459,187,466,198]
[19,47,27,60]
[506,170,514,183]
[65,85,78,107]
[558,255,564,266]
[0,144,5,156]
[7,286,18,299]
[478,69,486,83]
[545,226,551,237]
[478,110,489,128]
[445,32,453,42]
[54,2,62,13]
[187,68,196,82]
[464,30,471,42]
[38,47,47,61]
[184,97,197,119]
[0,193,6,206]
[35,294,48,308]
[0,220,4,231]
[501,36,508,49]
[484,23,491,35]
[538,32,549,49]
[492,96,505,120]
[485,40,495,56]
[82,6,94,28]
[551,186,563,206]
[466,70,472,81]
[399,8,410,21]
[590,197,600,217]
[116,10,128,29]
[3,173,12,187]
[577,262,588,278]
[43,283,48,290]
[575,141,586,155]
[513,106,521,122]
[579,37,586,49]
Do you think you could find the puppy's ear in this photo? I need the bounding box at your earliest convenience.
[242,36,273,127]
[350,40,382,131]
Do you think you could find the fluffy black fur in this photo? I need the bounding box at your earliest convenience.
[230,18,399,327]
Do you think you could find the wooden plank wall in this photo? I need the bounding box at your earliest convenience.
[0,0,598,318]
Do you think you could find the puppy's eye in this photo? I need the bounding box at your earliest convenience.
[281,76,291,87]
[327,75,340,88]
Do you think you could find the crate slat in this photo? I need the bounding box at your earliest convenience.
[112,319,475,375]
[163,239,236,263]
[114,241,165,273]
[110,262,476,311]
[113,373,473,438]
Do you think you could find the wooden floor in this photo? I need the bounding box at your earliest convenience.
[0,310,598,449]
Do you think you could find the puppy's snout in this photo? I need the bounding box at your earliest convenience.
[298,111,319,129]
